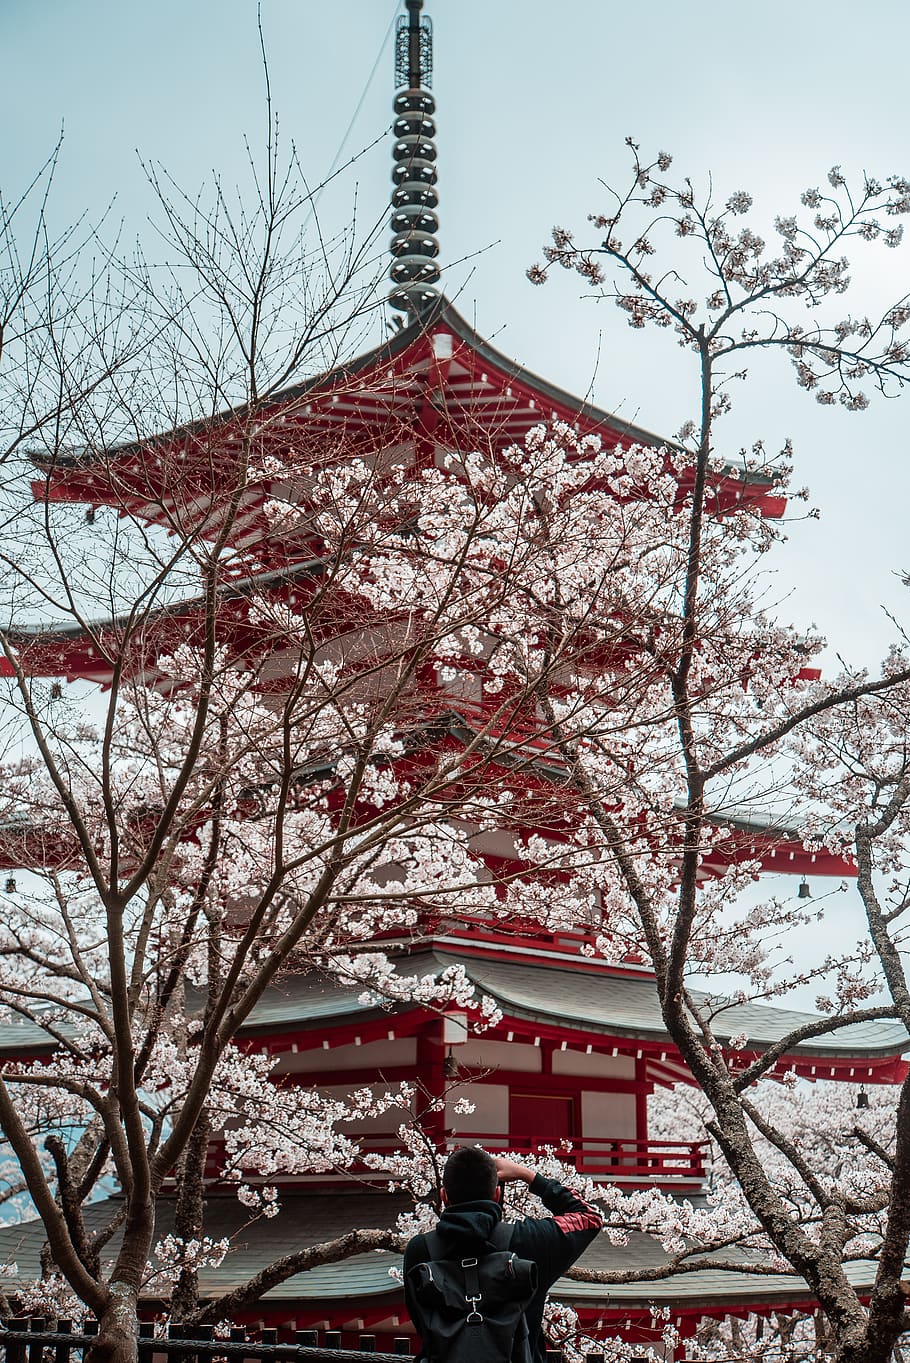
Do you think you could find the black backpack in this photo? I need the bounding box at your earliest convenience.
[407,1222,538,1363]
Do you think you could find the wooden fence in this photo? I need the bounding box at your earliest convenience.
[0,1320,617,1363]
[1,1321,409,1363]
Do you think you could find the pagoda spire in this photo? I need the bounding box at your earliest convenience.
[388,0,440,315]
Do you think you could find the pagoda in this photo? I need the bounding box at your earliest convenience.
[0,3,906,1358]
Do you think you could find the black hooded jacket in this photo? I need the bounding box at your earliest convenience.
[403,1176,603,1363]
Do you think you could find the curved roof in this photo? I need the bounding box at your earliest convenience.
[1,947,903,1072]
[237,949,908,1070]
[32,296,668,474]
[448,953,907,1062]
[31,297,786,541]
[0,1191,889,1317]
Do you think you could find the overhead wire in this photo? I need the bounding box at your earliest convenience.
[318,1,400,190]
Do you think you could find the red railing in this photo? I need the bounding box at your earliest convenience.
[199,1132,707,1189]
[439,1132,708,1184]
[372,911,619,960]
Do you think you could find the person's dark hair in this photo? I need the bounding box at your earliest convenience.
[443,1146,498,1204]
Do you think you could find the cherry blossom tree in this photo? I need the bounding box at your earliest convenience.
[0,114,746,1362]
[0,115,542,1359]
[7,121,910,1363]
[521,145,910,1363]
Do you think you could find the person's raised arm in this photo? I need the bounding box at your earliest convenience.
[495,1156,603,1233]
[493,1156,536,1186]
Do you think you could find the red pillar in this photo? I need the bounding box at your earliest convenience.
[634,1057,649,1142]
[416,1014,447,1151]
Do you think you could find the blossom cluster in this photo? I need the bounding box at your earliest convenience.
[529,143,910,415]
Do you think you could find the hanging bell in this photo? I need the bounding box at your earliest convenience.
[857,1086,870,1110]
[443,1048,459,1080]
[798,879,811,899]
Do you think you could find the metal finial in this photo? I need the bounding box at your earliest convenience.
[389,0,440,315]
[395,0,433,90]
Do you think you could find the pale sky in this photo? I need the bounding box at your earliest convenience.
[4,0,910,671]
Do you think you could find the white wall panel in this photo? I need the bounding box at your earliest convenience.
[457,1039,541,1072]
[552,1050,636,1078]
[273,1037,417,1074]
[447,1083,509,1136]
[581,1090,637,1140]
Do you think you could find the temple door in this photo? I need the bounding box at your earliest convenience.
[509,1092,575,1156]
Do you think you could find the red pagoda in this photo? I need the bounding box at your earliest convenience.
[0,3,906,1357]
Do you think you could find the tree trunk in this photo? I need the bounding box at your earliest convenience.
[170,1106,211,1319]
[834,1325,899,1363]
[87,1280,139,1363]
[89,1192,155,1363]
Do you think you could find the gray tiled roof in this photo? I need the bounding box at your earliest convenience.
[239,951,909,1060]
[0,1193,409,1298]
[1,949,905,1061]
[444,955,909,1059]
[239,975,381,1034]
[0,1193,884,1311]
[0,1020,53,1053]
[554,1231,883,1306]
[0,971,382,1057]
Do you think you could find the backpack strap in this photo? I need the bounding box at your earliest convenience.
[461,1253,483,1323]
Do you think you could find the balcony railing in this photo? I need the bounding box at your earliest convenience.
[200,1133,708,1190]
[440,1133,708,1185]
